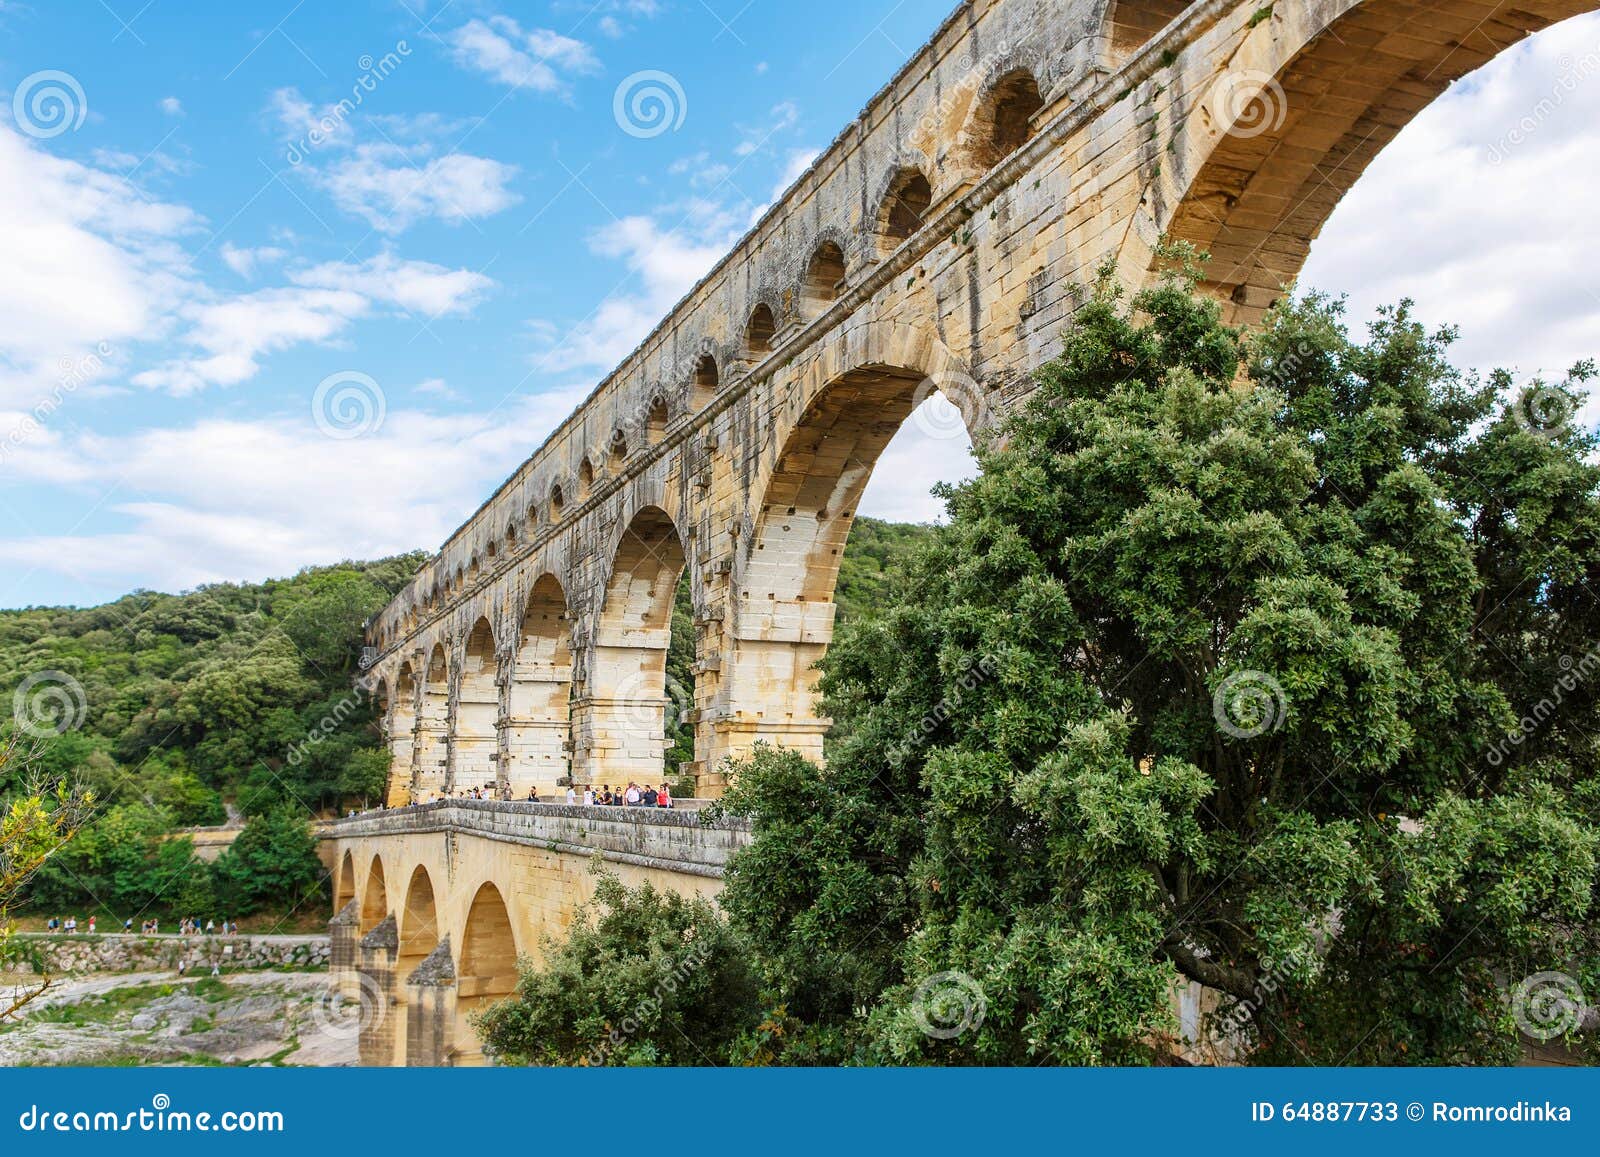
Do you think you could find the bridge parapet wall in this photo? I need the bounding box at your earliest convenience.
[327,800,750,879]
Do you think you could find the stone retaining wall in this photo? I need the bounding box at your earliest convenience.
[9,934,330,975]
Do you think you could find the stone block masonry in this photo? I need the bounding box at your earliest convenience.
[336,0,1597,1064]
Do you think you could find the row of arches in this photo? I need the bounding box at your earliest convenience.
[338,852,517,1066]
[368,64,1048,654]
[372,331,988,802]
[376,572,575,802]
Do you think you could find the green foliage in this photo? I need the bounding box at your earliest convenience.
[1,556,422,918]
[717,262,1600,1065]
[2,744,95,1014]
[473,871,760,1066]
[211,807,325,917]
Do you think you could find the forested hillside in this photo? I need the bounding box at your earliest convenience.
[0,554,428,823]
[2,519,934,918]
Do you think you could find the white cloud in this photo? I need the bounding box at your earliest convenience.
[266,88,520,233]
[159,96,183,116]
[0,388,589,600]
[291,251,493,317]
[309,143,520,233]
[132,287,369,393]
[735,101,799,157]
[1301,12,1600,380]
[219,242,287,279]
[0,127,197,409]
[857,400,976,524]
[134,254,495,393]
[532,211,737,372]
[447,17,598,92]
[412,377,464,401]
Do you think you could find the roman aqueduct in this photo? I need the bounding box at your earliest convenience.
[326,0,1597,1064]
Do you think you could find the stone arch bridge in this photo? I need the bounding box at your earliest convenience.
[326,0,1593,1063]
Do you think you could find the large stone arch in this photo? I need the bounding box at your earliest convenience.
[334,850,356,912]
[454,617,499,793]
[385,663,417,807]
[359,854,388,933]
[1128,0,1599,323]
[505,573,574,798]
[698,326,983,785]
[415,644,450,801]
[398,865,439,975]
[576,505,689,789]
[455,882,518,1066]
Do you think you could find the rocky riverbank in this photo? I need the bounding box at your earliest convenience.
[0,970,357,1067]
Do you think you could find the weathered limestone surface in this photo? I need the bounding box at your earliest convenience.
[337,0,1597,1065]
[323,801,746,1065]
[357,0,1595,807]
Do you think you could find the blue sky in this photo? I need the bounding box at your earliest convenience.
[2,2,1598,608]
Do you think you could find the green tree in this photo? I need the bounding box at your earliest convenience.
[1,740,93,1018]
[474,871,761,1065]
[212,806,325,916]
[718,260,1600,1065]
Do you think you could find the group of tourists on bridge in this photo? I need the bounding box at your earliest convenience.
[565,782,673,809]
[403,781,676,808]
